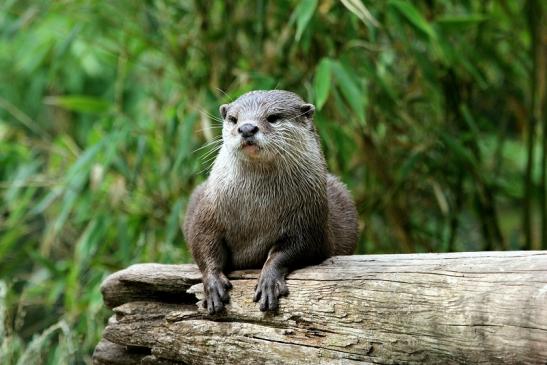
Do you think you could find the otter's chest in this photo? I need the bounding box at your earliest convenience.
[213,177,294,268]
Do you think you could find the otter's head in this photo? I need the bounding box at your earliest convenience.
[219,90,316,163]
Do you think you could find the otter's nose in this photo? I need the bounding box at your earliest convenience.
[238,123,259,138]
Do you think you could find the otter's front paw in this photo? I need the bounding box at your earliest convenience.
[203,272,232,314]
[253,269,289,312]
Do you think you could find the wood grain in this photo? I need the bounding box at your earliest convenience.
[94,251,547,364]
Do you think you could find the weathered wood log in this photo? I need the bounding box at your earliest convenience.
[93,339,185,365]
[93,251,547,364]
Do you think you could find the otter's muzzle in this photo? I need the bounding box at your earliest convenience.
[238,123,259,138]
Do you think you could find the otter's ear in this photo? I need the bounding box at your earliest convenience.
[219,104,229,120]
[300,103,315,118]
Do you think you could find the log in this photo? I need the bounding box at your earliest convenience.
[93,251,547,364]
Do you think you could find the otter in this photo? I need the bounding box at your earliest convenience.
[183,90,358,314]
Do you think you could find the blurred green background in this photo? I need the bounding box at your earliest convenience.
[0,0,545,363]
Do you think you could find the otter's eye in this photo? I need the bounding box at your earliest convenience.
[267,114,283,124]
[228,115,238,124]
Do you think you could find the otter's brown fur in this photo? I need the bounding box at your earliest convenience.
[183,90,358,313]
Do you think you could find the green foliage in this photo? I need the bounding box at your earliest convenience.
[293,0,318,41]
[313,58,332,110]
[0,0,544,362]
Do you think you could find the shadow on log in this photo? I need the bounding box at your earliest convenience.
[93,252,547,364]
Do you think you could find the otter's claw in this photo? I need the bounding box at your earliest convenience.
[203,272,232,314]
[253,270,289,312]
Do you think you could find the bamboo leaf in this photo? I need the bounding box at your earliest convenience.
[332,61,366,125]
[314,58,332,110]
[435,14,488,28]
[340,0,379,27]
[15,321,70,365]
[293,0,318,41]
[389,0,436,39]
[43,95,111,114]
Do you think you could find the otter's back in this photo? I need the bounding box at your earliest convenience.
[327,174,358,255]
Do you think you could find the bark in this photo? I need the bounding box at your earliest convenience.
[93,252,547,364]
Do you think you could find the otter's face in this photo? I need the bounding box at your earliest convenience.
[219,90,316,162]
